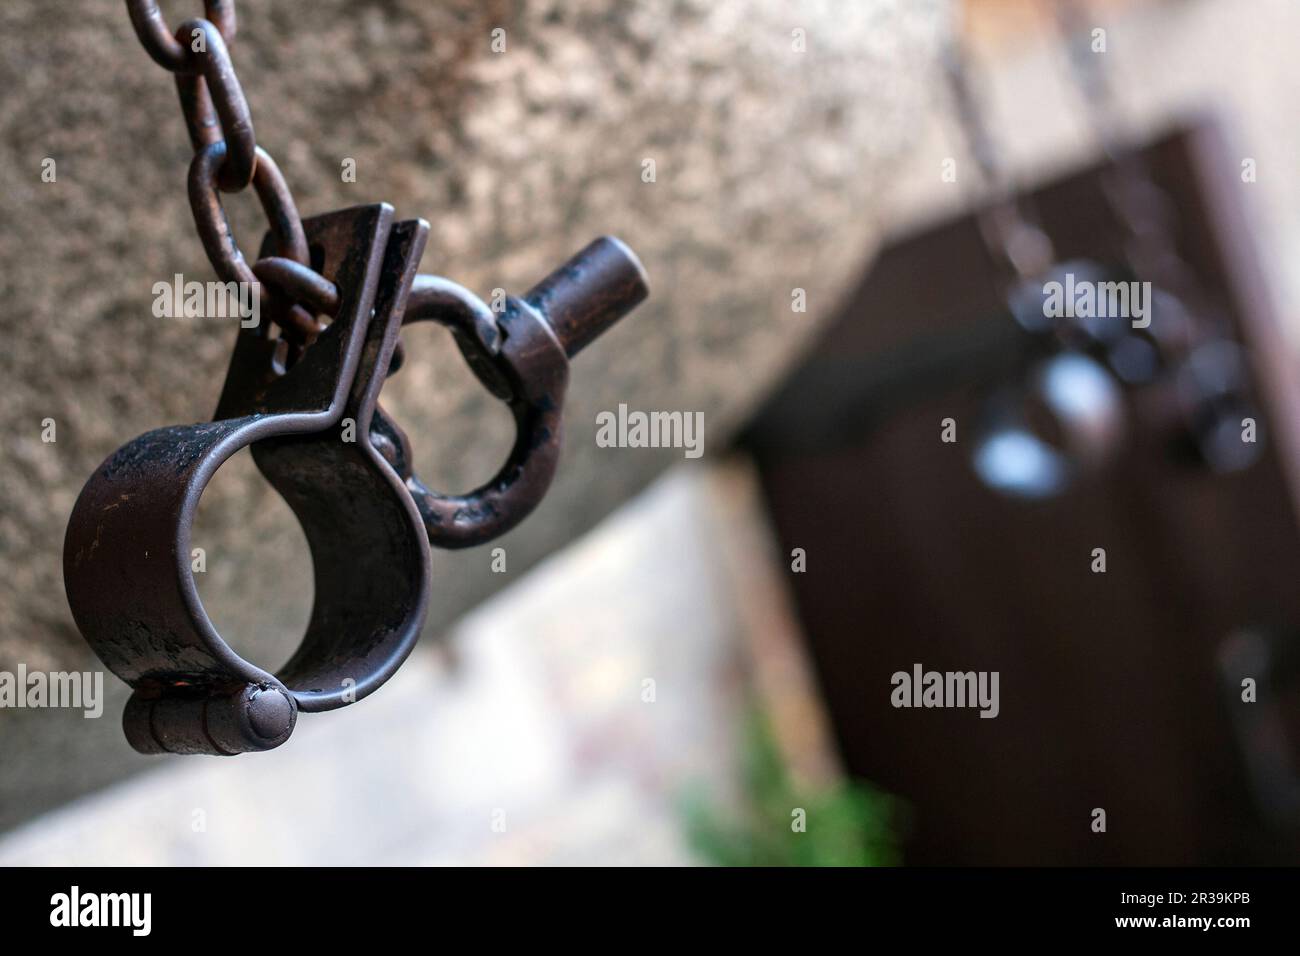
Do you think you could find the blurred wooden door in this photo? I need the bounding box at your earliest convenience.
[742,124,1300,864]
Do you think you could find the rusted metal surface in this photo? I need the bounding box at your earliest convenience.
[61,1,648,754]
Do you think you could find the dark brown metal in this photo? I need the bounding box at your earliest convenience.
[129,0,300,270]
[173,18,256,190]
[377,237,649,549]
[254,257,342,317]
[250,238,653,548]
[66,204,413,754]
[67,213,648,753]
[189,142,308,288]
[125,0,236,73]
[65,2,652,754]
[525,236,650,358]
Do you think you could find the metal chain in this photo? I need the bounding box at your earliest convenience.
[946,1,1209,358]
[1051,0,1198,310]
[941,17,1057,289]
[1050,0,1262,470]
[124,0,339,360]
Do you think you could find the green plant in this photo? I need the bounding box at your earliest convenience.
[683,711,902,866]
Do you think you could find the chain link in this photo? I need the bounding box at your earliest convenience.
[126,0,235,71]
[1050,0,1213,359]
[174,18,257,190]
[941,30,1057,287]
[124,0,340,358]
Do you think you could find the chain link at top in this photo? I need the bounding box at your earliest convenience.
[126,0,236,72]
[124,0,338,359]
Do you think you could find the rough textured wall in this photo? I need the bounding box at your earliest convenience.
[0,0,948,827]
